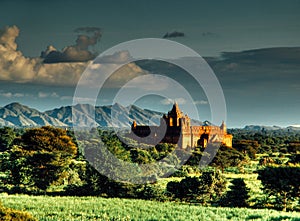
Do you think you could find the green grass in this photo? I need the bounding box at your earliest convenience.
[1,194,300,221]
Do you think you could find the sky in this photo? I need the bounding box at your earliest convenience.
[0,0,300,127]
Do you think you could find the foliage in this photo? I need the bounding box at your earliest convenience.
[0,127,16,152]
[1,126,77,191]
[257,166,300,211]
[137,184,169,201]
[166,171,226,203]
[209,146,247,172]
[0,201,37,221]
[219,178,250,207]
[234,140,259,159]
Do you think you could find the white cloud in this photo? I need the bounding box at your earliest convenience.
[0,26,89,86]
[0,26,147,87]
[0,91,25,98]
[38,92,59,98]
[94,50,132,64]
[161,98,186,105]
[193,100,208,105]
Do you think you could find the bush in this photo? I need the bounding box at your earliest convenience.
[0,202,37,221]
[138,184,169,201]
[219,178,250,207]
[167,171,226,204]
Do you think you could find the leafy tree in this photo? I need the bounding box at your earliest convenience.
[219,178,250,207]
[257,166,300,211]
[186,146,205,166]
[287,142,300,153]
[0,127,16,152]
[166,171,226,204]
[234,140,259,159]
[210,146,247,173]
[3,126,77,191]
[130,148,154,164]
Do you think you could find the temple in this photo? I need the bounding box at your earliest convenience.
[130,103,232,148]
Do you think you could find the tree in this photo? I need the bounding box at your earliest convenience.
[166,171,226,204]
[0,127,16,152]
[257,166,300,211]
[3,126,77,191]
[210,146,247,173]
[234,140,259,159]
[219,178,250,207]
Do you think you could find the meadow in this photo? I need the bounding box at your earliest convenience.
[1,194,300,221]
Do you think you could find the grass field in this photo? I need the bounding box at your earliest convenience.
[1,194,300,221]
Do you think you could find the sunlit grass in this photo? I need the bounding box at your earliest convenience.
[1,194,299,221]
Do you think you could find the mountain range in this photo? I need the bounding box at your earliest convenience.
[0,102,299,130]
[0,102,204,128]
[0,102,167,128]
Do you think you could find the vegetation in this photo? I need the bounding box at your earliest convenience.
[219,178,250,207]
[257,166,300,211]
[0,126,300,219]
[2,194,300,221]
[167,171,226,203]
[0,201,37,221]
[0,127,16,152]
[1,126,77,191]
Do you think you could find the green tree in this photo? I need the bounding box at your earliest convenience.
[219,178,250,207]
[257,166,300,211]
[3,126,77,191]
[0,127,16,152]
[210,146,247,173]
[166,171,226,204]
[234,140,259,159]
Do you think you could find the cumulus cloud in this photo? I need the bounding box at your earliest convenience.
[0,26,149,87]
[94,51,133,64]
[0,25,92,85]
[163,31,185,38]
[42,27,101,63]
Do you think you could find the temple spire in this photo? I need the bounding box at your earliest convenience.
[170,101,182,117]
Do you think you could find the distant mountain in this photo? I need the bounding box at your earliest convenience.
[0,102,167,128]
[0,102,67,127]
[243,125,282,131]
[45,103,164,128]
[243,125,300,132]
[286,125,300,131]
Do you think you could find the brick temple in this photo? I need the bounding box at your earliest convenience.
[130,103,232,148]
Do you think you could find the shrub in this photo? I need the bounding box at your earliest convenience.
[0,202,37,221]
[167,171,226,204]
[219,178,250,207]
[138,184,169,201]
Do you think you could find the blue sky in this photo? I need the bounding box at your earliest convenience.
[0,0,300,127]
